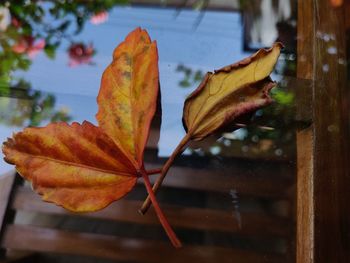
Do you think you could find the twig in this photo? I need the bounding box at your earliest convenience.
[139,133,191,214]
[146,168,162,175]
[192,0,210,30]
[140,170,182,248]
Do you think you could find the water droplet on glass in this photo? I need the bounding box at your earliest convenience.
[316,31,323,38]
[338,58,346,65]
[275,148,283,156]
[287,54,295,61]
[210,146,221,155]
[241,145,249,153]
[323,34,331,42]
[322,64,329,72]
[327,46,337,54]
[327,124,338,132]
[251,135,259,143]
[223,139,231,147]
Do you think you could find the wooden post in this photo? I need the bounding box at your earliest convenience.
[296,0,350,262]
[0,171,16,259]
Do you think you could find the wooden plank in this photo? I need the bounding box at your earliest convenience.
[296,127,314,263]
[145,163,293,198]
[0,251,36,263]
[296,1,315,262]
[12,187,291,238]
[1,224,285,263]
[347,1,350,29]
[296,1,350,262]
[312,1,350,262]
[0,172,16,233]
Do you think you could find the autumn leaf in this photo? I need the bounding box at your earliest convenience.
[96,28,159,167]
[3,121,137,212]
[140,43,283,214]
[2,28,181,247]
[183,42,283,141]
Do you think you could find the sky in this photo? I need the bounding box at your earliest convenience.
[0,6,251,174]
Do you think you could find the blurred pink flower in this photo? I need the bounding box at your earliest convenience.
[68,43,95,67]
[90,11,108,25]
[12,36,45,58]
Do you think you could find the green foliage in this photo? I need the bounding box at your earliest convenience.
[272,89,294,105]
[0,80,71,127]
[0,0,130,128]
[176,64,204,88]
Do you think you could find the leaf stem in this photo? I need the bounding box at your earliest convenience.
[146,168,162,175]
[140,170,182,248]
[139,133,191,214]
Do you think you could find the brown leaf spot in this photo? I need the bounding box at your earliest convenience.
[122,52,132,66]
[122,71,131,80]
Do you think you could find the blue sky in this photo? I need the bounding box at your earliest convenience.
[0,6,251,174]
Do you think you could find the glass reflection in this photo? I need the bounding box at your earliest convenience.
[0,1,303,262]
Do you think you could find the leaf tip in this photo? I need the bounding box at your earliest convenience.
[273,42,284,50]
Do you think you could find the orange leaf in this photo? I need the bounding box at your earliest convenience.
[183,43,283,141]
[96,27,159,167]
[3,121,137,212]
[2,28,159,212]
[2,28,182,247]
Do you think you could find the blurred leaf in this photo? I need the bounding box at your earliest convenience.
[44,44,56,59]
[272,89,294,105]
[57,20,71,31]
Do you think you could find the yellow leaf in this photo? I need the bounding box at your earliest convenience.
[96,27,159,167]
[183,43,282,141]
[1,28,160,212]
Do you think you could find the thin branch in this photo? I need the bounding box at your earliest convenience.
[139,133,191,214]
[174,0,190,18]
[140,170,182,248]
[192,0,210,30]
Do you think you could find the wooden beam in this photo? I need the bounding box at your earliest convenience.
[145,162,293,198]
[12,186,291,238]
[0,172,16,234]
[296,0,315,262]
[296,1,350,262]
[1,225,285,263]
[312,1,350,261]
